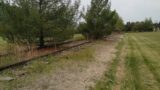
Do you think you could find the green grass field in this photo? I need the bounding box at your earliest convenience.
[93,32,160,90]
[121,32,160,90]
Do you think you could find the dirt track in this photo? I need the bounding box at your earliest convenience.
[18,34,121,90]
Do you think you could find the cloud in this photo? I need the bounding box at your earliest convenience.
[81,0,91,8]
[76,0,160,22]
[111,0,160,22]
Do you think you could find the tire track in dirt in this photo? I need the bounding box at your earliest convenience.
[112,42,127,90]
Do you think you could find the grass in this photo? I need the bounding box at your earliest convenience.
[73,34,86,41]
[1,32,160,90]
[122,32,160,90]
[91,37,125,90]
[0,43,94,90]
[0,34,86,68]
[0,37,6,44]
[0,55,18,67]
[92,32,160,90]
[122,35,143,90]
[0,37,7,52]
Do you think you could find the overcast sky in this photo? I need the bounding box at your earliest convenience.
[80,0,160,23]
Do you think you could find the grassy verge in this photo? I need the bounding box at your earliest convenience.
[73,34,86,41]
[0,44,94,90]
[0,37,7,52]
[91,37,124,90]
[0,55,18,67]
[122,35,143,90]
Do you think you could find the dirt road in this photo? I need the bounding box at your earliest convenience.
[21,34,121,90]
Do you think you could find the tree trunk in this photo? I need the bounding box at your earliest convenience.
[38,0,45,48]
[39,28,44,48]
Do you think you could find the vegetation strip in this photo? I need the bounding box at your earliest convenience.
[112,37,126,90]
[121,33,160,90]
[91,38,124,90]
[124,36,143,90]
[0,40,73,58]
[0,41,91,71]
[132,35,160,88]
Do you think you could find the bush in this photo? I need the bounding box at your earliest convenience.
[73,34,86,41]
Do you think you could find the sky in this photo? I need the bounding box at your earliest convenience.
[80,0,160,23]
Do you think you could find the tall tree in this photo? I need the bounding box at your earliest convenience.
[114,12,124,32]
[79,0,121,39]
[0,0,80,48]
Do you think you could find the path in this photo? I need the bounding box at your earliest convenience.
[21,34,122,90]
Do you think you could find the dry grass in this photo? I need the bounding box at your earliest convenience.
[0,37,7,53]
[0,43,94,90]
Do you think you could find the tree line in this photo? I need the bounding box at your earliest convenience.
[125,18,160,32]
[153,22,160,32]
[0,0,124,48]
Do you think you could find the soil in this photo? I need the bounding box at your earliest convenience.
[20,34,122,90]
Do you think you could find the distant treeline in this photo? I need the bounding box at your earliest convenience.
[125,18,160,32]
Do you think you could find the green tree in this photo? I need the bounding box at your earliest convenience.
[114,13,124,32]
[79,0,121,39]
[0,0,80,48]
[143,18,153,32]
[125,18,153,32]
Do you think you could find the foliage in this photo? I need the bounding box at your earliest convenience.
[0,0,80,47]
[73,34,86,41]
[0,0,124,44]
[78,0,124,39]
[125,18,153,32]
[0,37,7,51]
[114,14,124,31]
[153,22,160,32]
